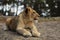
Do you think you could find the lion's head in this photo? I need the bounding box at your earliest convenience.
[24,7,40,20]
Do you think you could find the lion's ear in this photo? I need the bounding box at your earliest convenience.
[25,7,30,13]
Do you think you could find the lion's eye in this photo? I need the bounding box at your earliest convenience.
[33,12,35,13]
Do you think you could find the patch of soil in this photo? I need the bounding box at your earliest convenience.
[0,21,60,40]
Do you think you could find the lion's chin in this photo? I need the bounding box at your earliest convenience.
[34,20,38,23]
[34,17,39,23]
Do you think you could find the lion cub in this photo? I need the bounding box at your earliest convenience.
[6,7,41,37]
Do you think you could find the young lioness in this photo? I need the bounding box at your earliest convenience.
[6,7,40,37]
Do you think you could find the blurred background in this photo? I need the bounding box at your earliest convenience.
[0,0,60,17]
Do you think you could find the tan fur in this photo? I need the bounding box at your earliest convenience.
[6,7,40,37]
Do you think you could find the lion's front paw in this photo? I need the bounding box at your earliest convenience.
[23,31,32,37]
[32,32,41,37]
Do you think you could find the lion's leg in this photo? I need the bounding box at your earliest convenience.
[29,23,41,37]
[32,25,40,37]
[16,28,32,37]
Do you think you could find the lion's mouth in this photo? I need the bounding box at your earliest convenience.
[34,16,40,20]
[34,17,38,20]
[34,18,37,20]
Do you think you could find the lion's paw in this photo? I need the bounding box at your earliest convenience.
[23,32,32,37]
[32,32,41,37]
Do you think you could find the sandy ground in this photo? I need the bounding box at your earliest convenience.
[0,21,60,40]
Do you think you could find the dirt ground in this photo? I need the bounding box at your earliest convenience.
[0,21,60,40]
